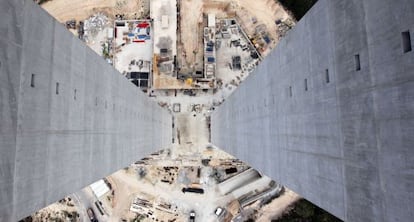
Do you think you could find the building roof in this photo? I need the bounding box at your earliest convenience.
[208,14,215,27]
[90,179,110,198]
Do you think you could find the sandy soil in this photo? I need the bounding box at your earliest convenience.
[256,189,301,221]
[179,0,204,66]
[177,0,292,74]
[237,0,291,36]
[208,0,292,55]
[41,0,148,22]
[30,197,80,222]
[108,169,140,221]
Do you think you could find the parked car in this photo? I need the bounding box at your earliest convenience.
[189,210,196,222]
[182,187,204,194]
[214,207,225,217]
[87,208,98,222]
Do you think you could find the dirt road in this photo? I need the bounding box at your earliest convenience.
[179,0,204,66]
[41,0,148,22]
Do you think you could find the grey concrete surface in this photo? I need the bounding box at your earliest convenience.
[212,0,414,221]
[0,0,171,221]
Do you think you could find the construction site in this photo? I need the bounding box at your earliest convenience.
[30,0,302,222]
[5,0,409,221]
[42,0,293,92]
[30,146,297,222]
[113,19,153,90]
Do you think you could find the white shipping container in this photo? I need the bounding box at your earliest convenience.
[107,28,114,39]
[161,15,169,28]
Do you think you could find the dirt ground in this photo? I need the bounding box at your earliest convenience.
[29,197,80,222]
[107,169,140,221]
[178,0,293,67]
[41,0,149,22]
[256,189,301,221]
[179,0,204,67]
[42,0,293,89]
[235,0,292,37]
[35,1,299,221]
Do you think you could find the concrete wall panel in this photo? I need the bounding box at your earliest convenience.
[0,1,171,220]
[212,0,414,221]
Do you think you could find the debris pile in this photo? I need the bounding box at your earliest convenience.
[65,19,76,29]
[83,13,109,41]
[275,18,294,40]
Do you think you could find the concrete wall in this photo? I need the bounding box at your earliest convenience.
[212,0,414,221]
[0,1,171,220]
